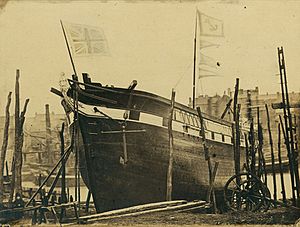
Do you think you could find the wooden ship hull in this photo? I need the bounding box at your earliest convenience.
[54,74,247,212]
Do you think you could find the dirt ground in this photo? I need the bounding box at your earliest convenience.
[7,206,300,226]
[87,207,300,226]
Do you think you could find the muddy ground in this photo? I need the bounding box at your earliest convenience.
[85,207,300,226]
[7,206,300,226]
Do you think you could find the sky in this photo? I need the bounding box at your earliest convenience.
[0,0,300,116]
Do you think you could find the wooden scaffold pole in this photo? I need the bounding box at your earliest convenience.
[232,79,241,181]
[9,69,30,204]
[197,107,218,212]
[277,122,287,204]
[277,47,297,204]
[9,70,20,204]
[0,92,12,205]
[265,104,277,206]
[166,89,176,201]
[45,104,53,165]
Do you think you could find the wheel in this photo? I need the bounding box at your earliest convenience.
[224,172,271,212]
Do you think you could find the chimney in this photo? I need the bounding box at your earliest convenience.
[207,97,212,116]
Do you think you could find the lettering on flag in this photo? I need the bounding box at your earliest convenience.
[64,22,109,56]
[199,53,218,69]
[198,11,224,37]
[199,39,220,49]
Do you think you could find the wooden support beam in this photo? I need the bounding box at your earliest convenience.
[16,98,29,196]
[277,47,297,204]
[25,146,72,207]
[279,114,296,205]
[206,161,219,211]
[85,190,92,213]
[272,102,300,110]
[249,122,256,175]
[220,99,232,119]
[196,107,217,212]
[235,104,241,177]
[60,123,66,204]
[45,149,72,204]
[9,68,29,205]
[59,122,67,221]
[232,79,241,201]
[0,92,12,204]
[9,70,20,204]
[265,104,277,206]
[166,89,175,201]
[45,104,53,164]
[277,122,287,204]
[244,133,250,172]
[78,200,206,224]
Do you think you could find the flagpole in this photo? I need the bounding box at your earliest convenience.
[60,20,78,77]
[192,12,198,109]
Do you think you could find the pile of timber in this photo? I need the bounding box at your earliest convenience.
[72,200,208,224]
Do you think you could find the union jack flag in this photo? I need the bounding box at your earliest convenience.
[64,22,109,56]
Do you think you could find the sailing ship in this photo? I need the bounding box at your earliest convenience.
[51,12,248,212]
[52,73,247,212]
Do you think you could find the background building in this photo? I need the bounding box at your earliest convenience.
[190,88,300,163]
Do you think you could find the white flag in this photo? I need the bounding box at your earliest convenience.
[198,68,221,79]
[198,11,224,37]
[199,53,218,69]
[199,39,220,49]
[64,22,109,56]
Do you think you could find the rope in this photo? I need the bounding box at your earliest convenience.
[174,62,192,89]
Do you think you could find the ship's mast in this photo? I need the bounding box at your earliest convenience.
[192,13,198,109]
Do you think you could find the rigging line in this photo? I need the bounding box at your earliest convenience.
[23,131,46,147]
[24,129,60,141]
[174,62,193,89]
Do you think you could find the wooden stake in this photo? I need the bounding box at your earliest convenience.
[60,122,66,221]
[232,78,241,203]
[0,92,12,204]
[60,123,66,203]
[249,122,256,175]
[220,99,232,119]
[9,69,20,204]
[279,114,296,205]
[280,47,300,199]
[278,122,287,204]
[85,190,92,213]
[265,104,277,206]
[259,123,267,183]
[277,47,297,204]
[206,162,219,206]
[257,107,267,183]
[5,161,9,178]
[25,146,72,207]
[196,107,217,212]
[45,104,52,164]
[15,98,29,196]
[166,89,175,201]
[234,104,241,177]
[244,133,250,172]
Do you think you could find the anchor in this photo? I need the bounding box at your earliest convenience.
[100,124,146,165]
[96,80,146,165]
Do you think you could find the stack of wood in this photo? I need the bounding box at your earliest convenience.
[77,200,208,224]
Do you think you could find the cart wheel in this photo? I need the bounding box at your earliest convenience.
[224,172,271,212]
